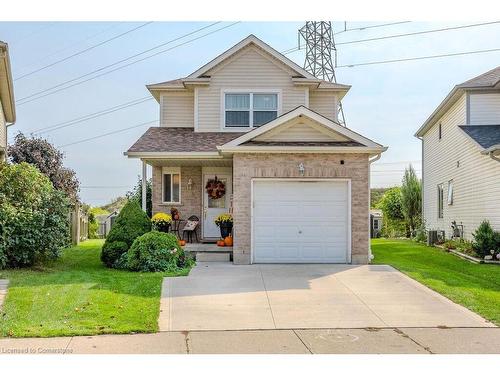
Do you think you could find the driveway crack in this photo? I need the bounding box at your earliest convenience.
[258,266,277,329]
[292,329,313,354]
[394,328,434,354]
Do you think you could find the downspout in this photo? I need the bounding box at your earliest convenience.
[367,153,382,261]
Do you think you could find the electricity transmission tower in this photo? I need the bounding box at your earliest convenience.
[298,21,346,126]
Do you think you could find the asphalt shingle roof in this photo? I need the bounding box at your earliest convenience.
[457,66,500,88]
[459,125,500,149]
[127,127,245,153]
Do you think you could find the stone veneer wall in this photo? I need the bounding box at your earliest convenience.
[232,153,370,265]
[152,166,202,239]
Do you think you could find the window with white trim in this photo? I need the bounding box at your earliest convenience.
[437,183,444,218]
[224,92,278,128]
[163,168,181,203]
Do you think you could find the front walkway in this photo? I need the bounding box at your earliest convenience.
[1,328,500,354]
[160,263,494,331]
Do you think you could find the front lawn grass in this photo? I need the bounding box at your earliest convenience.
[372,238,500,325]
[0,239,191,338]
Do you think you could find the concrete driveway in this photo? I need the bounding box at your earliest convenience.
[160,263,494,331]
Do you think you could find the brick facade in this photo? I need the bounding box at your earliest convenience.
[152,166,202,239]
[232,153,370,265]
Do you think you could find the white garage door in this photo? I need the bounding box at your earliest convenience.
[253,180,350,263]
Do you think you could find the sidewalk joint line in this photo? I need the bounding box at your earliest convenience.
[258,266,277,329]
[394,328,434,354]
[292,329,313,354]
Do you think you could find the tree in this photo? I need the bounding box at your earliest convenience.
[378,187,406,237]
[400,164,422,236]
[0,162,70,268]
[126,176,152,218]
[8,133,80,204]
[371,188,388,208]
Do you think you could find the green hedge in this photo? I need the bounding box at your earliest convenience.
[100,200,151,268]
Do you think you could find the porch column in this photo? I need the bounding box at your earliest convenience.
[141,160,147,212]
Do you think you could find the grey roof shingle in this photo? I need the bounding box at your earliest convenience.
[459,125,500,149]
[127,127,245,153]
[457,66,500,88]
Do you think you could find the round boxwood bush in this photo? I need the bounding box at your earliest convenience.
[100,200,151,268]
[127,231,183,272]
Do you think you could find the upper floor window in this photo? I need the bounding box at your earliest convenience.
[224,92,278,128]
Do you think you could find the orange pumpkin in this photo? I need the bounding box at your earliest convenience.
[224,236,233,247]
[217,240,225,247]
[178,239,186,246]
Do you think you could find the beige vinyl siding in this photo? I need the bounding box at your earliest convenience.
[197,46,307,132]
[309,90,338,121]
[422,93,500,239]
[0,99,6,159]
[160,91,194,127]
[468,92,500,125]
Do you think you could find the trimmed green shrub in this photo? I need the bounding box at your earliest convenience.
[0,162,70,269]
[100,200,151,268]
[101,241,128,268]
[127,231,183,272]
[472,220,497,258]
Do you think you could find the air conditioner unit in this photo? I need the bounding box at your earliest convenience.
[427,230,438,246]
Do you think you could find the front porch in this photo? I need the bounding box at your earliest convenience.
[140,157,234,244]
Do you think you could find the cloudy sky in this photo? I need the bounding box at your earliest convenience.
[1,21,499,206]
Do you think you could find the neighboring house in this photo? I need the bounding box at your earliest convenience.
[0,41,16,161]
[96,211,119,238]
[370,209,383,238]
[415,66,500,240]
[126,35,387,265]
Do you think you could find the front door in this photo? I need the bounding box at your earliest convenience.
[203,174,232,239]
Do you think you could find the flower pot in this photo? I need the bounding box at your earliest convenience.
[155,223,171,233]
[219,222,233,239]
[178,239,186,247]
[217,240,225,247]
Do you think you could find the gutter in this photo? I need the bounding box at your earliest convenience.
[481,145,500,162]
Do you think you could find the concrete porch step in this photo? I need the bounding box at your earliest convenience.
[196,252,231,262]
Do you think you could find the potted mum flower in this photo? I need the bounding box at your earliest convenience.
[215,213,233,239]
[151,212,172,233]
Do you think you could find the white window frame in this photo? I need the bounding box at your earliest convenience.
[447,180,454,205]
[437,183,444,219]
[162,167,181,204]
[221,89,282,131]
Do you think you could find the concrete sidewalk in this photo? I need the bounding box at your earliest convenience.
[1,328,499,354]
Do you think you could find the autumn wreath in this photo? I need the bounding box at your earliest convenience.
[205,176,226,199]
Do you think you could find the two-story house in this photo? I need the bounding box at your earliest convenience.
[415,66,500,240]
[126,35,387,265]
[0,41,15,161]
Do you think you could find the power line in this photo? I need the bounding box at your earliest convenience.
[281,21,500,55]
[336,21,500,46]
[14,22,153,81]
[81,186,130,189]
[15,23,121,72]
[31,96,153,135]
[16,22,230,105]
[59,119,158,148]
[337,47,500,68]
[334,21,411,35]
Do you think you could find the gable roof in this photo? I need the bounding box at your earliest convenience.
[0,41,15,123]
[415,66,500,137]
[146,35,351,101]
[188,34,316,80]
[219,106,386,154]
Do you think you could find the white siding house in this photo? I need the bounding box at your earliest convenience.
[0,41,15,160]
[415,66,500,240]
